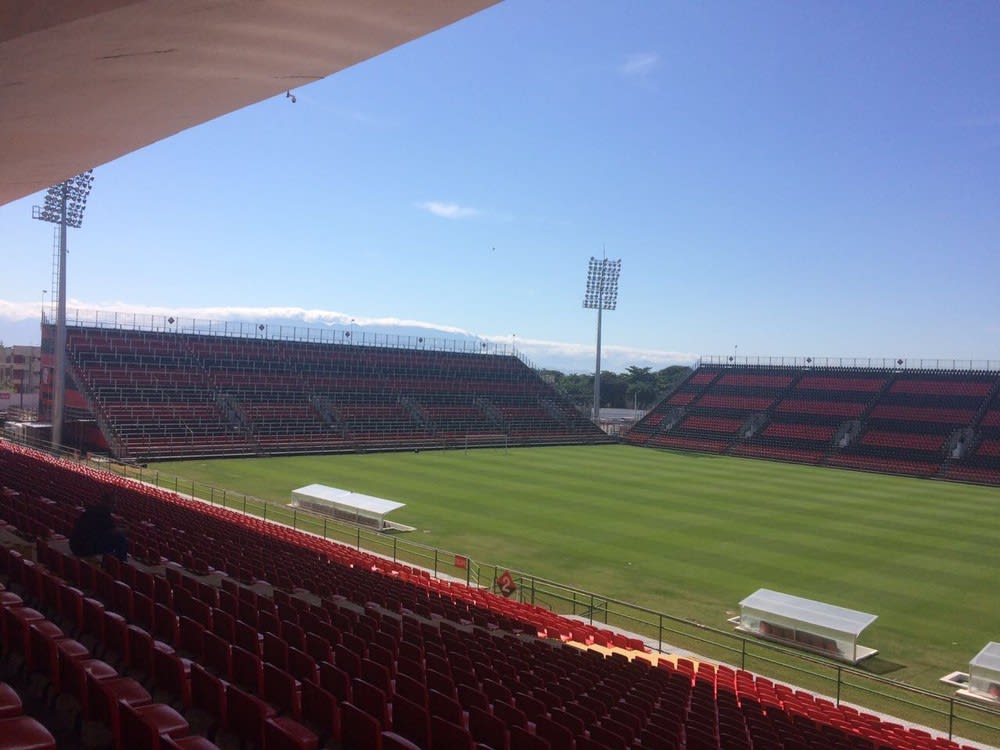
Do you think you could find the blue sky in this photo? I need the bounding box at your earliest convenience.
[2,1,999,371]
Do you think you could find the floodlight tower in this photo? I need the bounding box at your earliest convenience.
[32,170,95,450]
[582,255,621,425]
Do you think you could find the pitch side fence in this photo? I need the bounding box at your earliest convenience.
[700,354,1000,371]
[10,444,1000,746]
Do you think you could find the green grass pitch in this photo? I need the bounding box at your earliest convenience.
[151,444,1000,692]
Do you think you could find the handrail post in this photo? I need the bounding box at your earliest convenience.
[26,444,1000,739]
[948,697,954,739]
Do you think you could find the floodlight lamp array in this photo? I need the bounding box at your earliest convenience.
[582,256,621,310]
[32,170,95,228]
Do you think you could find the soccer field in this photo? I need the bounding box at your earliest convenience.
[152,444,1000,691]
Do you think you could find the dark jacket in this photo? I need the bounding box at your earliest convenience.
[69,505,115,556]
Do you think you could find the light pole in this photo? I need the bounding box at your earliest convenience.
[39,290,48,419]
[33,170,95,450]
[583,255,621,425]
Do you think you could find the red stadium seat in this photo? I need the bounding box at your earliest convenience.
[390,692,429,748]
[468,705,508,750]
[0,682,23,718]
[510,726,551,750]
[225,683,277,749]
[119,701,190,750]
[300,679,340,745]
[342,701,383,749]
[0,715,57,750]
[430,715,476,750]
[265,715,320,750]
[381,731,423,750]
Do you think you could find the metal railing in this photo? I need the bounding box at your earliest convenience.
[91,458,1000,746]
[50,308,522,359]
[700,355,1000,372]
[5,436,1000,747]
[499,573,1000,745]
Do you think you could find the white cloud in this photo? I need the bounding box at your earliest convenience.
[0,300,474,337]
[416,201,481,219]
[0,299,697,371]
[620,51,659,77]
[0,300,44,322]
[478,333,698,370]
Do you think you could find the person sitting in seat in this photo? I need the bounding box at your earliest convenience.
[69,492,128,561]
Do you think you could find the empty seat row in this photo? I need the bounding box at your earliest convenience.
[2,439,989,750]
[627,365,1000,485]
[56,323,611,461]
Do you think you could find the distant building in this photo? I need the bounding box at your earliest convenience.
[0,344,42,415]
[598,407,646,436]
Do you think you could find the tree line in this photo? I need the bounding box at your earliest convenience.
[540,365,691,412]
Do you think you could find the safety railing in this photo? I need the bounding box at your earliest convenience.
[51,309,519,358]
[6,437,1000,747]
[700,355,1000,372]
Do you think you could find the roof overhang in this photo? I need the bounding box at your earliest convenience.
[0,0,499,205]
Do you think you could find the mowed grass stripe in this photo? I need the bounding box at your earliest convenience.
[153,444,1000,690]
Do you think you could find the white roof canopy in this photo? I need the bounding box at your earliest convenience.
[293,484,404,515]
[291,484,405,530]
[971,642,1000,672]
[740,588,878,637]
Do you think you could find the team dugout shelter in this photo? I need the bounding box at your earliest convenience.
[291,483,405,531]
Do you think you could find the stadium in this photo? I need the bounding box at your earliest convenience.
[2,3,1000,750]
